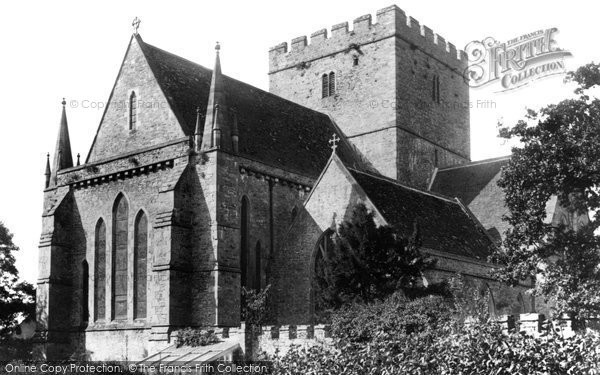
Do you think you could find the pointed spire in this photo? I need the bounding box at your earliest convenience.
[50,98,74,186]
[44,153,51,189]
[200,42,228,151]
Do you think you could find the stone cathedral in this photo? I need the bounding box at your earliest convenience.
[36,5,545,360]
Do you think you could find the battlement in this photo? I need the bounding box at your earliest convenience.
[269,5,467,73]
[256,325,333,357]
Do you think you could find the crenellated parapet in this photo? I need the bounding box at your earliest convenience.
[466,313,600,338]
[256,325,333,357]
[269,5,467,74]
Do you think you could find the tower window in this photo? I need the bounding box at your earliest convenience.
[353,56,359,66]
[432,75,441,103]
[322,74,329,98]
[329,72,336,96]
[322,72,336,98]
[129,91,137,130]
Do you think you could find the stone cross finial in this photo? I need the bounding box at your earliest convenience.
[328,134,340,152]
[132,17,141,34]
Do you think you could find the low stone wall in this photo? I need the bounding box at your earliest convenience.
[470,313,600,338]
[256,325,333,357]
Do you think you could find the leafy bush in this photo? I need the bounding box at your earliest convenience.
[0,221,35,337]
[242,285,272,329]
[0,338,34,360]
[267,322,600,374]
[175,328,219,348]
[330,293,453,343]
[266,288,600,374]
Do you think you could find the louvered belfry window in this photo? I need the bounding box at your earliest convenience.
[328,72,336,96]
[322,74,329,98]
[322,72,336,98]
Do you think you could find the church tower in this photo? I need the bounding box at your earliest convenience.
[268,5,470,188]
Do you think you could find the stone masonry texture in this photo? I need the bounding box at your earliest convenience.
[36,5,527,361]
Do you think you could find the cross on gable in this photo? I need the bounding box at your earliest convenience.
[132,17,141,34]
[328,134,340,152]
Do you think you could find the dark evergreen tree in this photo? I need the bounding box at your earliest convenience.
[314,203,434,314]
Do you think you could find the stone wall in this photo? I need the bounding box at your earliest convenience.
[268,5,470,187]
[269,155,532,324]
[255,325,332,358]
[86,37,186,162]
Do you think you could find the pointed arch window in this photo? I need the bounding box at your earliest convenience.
[240,196,249,289]
[129,91,138,130]
[94,219,106,321]
[112,194,128,320]
[81,260,89,326]
[134,211,148,319]
[311,229,335,322]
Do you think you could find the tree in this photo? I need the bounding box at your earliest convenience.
[494,63,600,317]
[0,221,35,337]
[313,203,434,314]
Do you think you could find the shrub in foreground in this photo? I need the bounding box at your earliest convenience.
[267,323,600,374]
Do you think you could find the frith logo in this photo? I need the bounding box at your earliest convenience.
[464,28,572,92]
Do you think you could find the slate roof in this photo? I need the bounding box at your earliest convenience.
[137,35,363,178]
[429,156,510,204]
[429,156,511,241]
[349,168,495,260]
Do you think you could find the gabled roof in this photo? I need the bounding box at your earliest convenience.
[348,168,495,260]
[429,156,510,204]
[429,157,510,241]
[136,35,362,178]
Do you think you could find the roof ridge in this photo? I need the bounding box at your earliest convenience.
[347,167,458,203]
[138,37,211,73]
[438,155,510,171]
[139,38,333,123]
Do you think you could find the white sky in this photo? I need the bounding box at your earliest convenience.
[0,0,596,283]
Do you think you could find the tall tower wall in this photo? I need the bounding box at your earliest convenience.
[268,5,470,187]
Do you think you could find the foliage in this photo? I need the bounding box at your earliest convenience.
[0,338,34,360]
[176,328,220,348]
[267,320,600,375]
[447,274,492,324]
[242,285,272,328]
[494,62,600,317]
[0,221,35,337]
[313,203,434,317]
[329,293,454,344]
